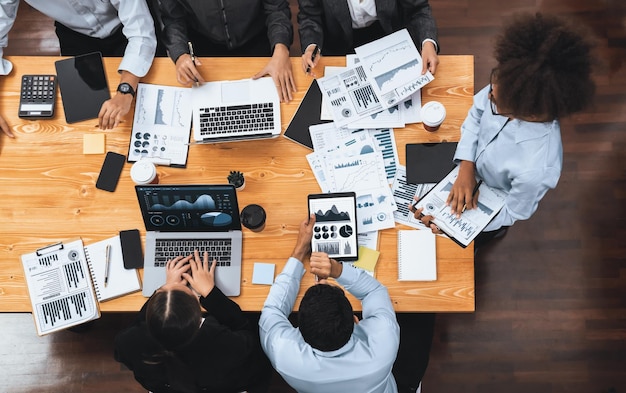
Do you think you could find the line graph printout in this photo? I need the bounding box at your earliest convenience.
[128,83,193,166]
[412,166,507,247]
[309,123,399,183]
[346,55,422,125]
[355,29,434,107]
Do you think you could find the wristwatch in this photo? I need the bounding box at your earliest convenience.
[117,82,135,97]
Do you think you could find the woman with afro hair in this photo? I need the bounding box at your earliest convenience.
[413,12,595,247]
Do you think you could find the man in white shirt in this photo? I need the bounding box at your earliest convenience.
[260,214,400,393]
[0,0,156,134]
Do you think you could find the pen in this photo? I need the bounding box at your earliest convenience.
[306,45,320,74]
[462,180,483,213]
[104,244,111,287]
[188,41,199,86]
[188,41,196,65]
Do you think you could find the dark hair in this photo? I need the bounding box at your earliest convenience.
[493,13,595,120]
[298,284,354,351]
[146,289,201,350]
[144,289,201,393]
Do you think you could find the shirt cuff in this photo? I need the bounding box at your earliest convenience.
[422,38,438,53]
[0,58,13,75]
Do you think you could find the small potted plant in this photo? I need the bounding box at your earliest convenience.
[227,170,245,191]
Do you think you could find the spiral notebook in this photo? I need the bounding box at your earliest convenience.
[398,230,437,281]
[84,236,141,302]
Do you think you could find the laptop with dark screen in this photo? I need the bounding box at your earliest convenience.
[136,184,242,297]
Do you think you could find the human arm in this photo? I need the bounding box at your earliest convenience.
[97,0,156,129]
[252,43,296,102]
[259,214,315,354]
[297,0,324,74]
[336,260,399,344]
[98,70,139,129]
[0,0,18,76]
[399,0,439,73]
[447,85,489,215]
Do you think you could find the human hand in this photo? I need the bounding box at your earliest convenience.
[421,41,439,75]
[175,54,205,86]
[165,255,192,286]
[98,93,133,129]
[446,161,478,217]
[301,44,321,77]
[410,205,443,234]
[0,114,14,138]
[310,252,342,280]
[182,250,216,298]
[252,44,296,102]
[291,214,316,261]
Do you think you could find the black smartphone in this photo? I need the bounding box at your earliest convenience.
[119,229,144,269]
[96,151,125,192]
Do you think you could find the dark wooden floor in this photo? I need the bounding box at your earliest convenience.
[2,1,625,392]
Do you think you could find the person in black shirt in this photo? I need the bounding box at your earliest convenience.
[155,0,296,102]
[114,250,271,393]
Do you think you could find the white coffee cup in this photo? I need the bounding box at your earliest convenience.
[130,160,158,185]
[422,101,446,132]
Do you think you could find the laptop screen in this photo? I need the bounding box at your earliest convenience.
[136,185,242,232]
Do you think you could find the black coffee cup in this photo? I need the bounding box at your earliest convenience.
[241,204,266,232]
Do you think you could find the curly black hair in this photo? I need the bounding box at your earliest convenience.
[494,13,595,120]
[298,283,354,351]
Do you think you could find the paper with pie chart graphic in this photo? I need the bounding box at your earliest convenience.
[308,193,359,261]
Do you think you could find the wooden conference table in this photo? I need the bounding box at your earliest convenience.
[0,55,474,313]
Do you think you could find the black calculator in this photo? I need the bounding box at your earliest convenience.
[18,74,57,119]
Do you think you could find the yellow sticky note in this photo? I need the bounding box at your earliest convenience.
[83,133,105,154]
[353,246,380,272]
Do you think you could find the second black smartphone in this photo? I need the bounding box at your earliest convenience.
[96,151,125,192]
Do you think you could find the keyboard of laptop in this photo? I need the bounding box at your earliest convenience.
[154,239,232,267]
[198,103,275,136]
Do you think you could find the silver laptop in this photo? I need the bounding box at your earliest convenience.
[136,184,242,297]
[191,77,281,143]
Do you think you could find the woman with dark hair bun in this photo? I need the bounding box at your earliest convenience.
[412,12,595,248]
[114,250,271,393]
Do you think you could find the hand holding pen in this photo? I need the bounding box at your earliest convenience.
[302,44,320,76]
[462,180,482,213]
[174,41,205,86]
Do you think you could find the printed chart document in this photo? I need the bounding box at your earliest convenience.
[392,165,435,229]
[317,64,384,128]
[413,166,507,247]
[128,83,193,167]
[21,239,100,335]
[354,29,434,107]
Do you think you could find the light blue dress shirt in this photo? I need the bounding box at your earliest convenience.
[0,0,156,77]
[454,85,563,231]
[260,257,400,393]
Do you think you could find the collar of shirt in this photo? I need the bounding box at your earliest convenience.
[311,335,356,357]
[346,0,378,29]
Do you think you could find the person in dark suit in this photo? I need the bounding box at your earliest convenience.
[298,0,439,75]
[154,0,296,102]
[114,250,271,393]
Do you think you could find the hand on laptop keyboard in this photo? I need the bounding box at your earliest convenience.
[183,250,217,298]
[164,255,193,286]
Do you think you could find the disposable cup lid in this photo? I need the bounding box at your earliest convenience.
[130,161,156,184]
[422,101,446,126]
[241,204,266,229]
